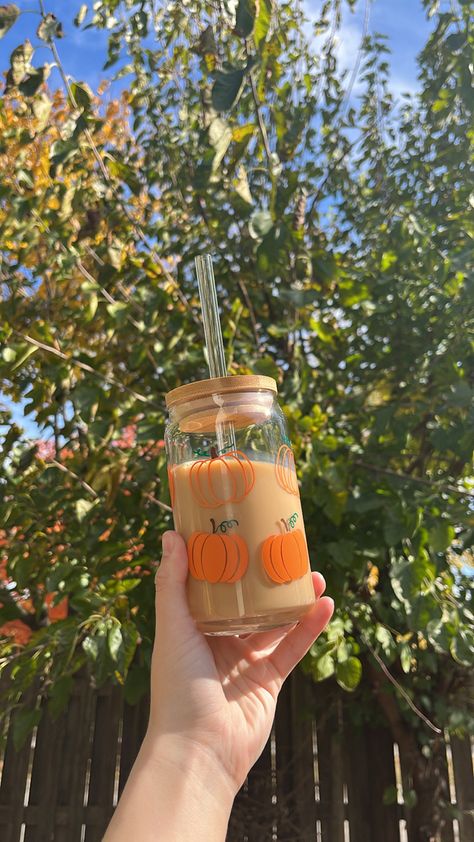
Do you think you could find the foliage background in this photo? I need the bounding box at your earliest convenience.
[0,0,473,833]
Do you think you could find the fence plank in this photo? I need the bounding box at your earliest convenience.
[118,692,149,797]
[366,726,399,842]
[290,670,317,841]
[54,673,95,842]
[84,684,122,842]
[246,734,274,842]
[344,720,373,842]
[314,684,345,842]
[438,741,455,842]
[276,676,298,840]
[450,736,474,842]
[24,700,67,842]
[0,696,37,842]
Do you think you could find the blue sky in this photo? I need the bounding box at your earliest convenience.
[2,0,432,99]
[1,0,433,438]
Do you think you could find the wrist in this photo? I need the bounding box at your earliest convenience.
[140,731,237,813]
[106,732,236,842]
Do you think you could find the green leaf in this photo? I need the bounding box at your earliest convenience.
[194,24,217,57]
[2,347,16,362]
[428,522,455,553]
[383,784,398,806]
[208,117,233,175]
[445,33,465,51]
[233,165,253,204]
[400,643,412,673]
[7,40,34,88]
[254,0,272,49]
[37,13,63,43]
[235,0,255,37]
[336,656,362,691]
[404,789,418,809]
[450,628,474,667]
[82,635,99,661]
[48,675,73,720]
[427,617,452,653]
[11,344,37,371]
[312,652,335,681]
[212,67,245,112]
[375,625,394,656]
[19,66,48,97]
[70,81,93,110]
[32,93,52,131]
[107,241,124,271]
[0,5,19,39]
[75,498,96,522]
[107,159,141,195]
[249,209,273,238]
[108,624,123,662]
[124,664,149,705]
[13,707,42,751]
[86,292,99,321]
[74,4,88,27]
[106,301,128,319]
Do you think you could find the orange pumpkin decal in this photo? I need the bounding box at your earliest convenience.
[189,450,255,509]
[187,519,249,583]
[275,445,299,496]
[167,466,175,508]
[262,520,308,584]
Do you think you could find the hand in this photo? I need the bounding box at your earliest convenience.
[105,530,333,841]
[147,530,334,794]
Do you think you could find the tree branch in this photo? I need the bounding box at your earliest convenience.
[47,459,99,499]
[245,42,273,167]
[144,492,172,513]
[12,330,155,406]
[363,637,442,734]
[353,459,473,499]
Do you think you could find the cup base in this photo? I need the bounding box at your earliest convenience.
[197,602,315,636]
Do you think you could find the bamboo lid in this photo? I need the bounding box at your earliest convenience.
[165,375,277,409]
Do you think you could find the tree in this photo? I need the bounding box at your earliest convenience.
[0,2,472,838]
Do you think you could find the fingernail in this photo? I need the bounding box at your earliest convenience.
[162,531,175,555]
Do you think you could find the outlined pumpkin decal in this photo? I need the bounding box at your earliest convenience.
[167,466,175,508]
[275,445,299,496]
[262,519,308,584]
[189,449,255,509]
[187,518,249,583]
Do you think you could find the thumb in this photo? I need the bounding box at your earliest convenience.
[155,531,193,635]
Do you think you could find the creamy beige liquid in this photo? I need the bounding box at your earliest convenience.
[171,457,315,634]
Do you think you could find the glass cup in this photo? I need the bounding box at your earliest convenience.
[164,375,315,635]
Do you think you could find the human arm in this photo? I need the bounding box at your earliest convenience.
[104,530,334,841]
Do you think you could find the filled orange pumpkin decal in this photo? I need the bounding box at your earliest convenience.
[187,518,249,583]
[189,449,255,509]
[262,519,308,584]
[167,466,175,508]
[275,445,299,496]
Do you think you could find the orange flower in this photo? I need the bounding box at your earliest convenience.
[0,620,32,646]
[45,593,68,622]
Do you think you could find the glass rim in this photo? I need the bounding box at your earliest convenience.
[165,375,278,409]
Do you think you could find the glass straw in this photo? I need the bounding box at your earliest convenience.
[194,254,243,618]
[195,255,227,379]
[194,254,237,453]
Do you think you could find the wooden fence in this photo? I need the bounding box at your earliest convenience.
[0,670,472,842]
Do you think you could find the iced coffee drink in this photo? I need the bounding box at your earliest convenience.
[165,375,315,635]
